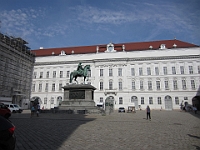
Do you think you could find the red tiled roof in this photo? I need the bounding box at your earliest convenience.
[31,39,198,57]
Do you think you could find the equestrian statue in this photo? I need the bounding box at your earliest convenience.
[70,62,90,83]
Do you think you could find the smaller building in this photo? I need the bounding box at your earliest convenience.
[0,32,35,109]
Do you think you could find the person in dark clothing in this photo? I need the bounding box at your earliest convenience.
[146,105,151,120]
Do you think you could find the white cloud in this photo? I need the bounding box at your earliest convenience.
[75,6,134,25]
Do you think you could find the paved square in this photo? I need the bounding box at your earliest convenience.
[10,110,200,150]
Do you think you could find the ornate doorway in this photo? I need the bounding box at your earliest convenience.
[131,96,138,110]
[105,96,114,113]
[165,95,172,110]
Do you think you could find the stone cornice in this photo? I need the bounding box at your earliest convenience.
[34,55,200,66]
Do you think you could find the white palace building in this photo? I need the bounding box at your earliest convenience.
[31,39,200,111]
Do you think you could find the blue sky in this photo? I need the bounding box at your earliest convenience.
[0,0,200,50]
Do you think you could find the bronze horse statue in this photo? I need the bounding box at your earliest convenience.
[70,65,90,83]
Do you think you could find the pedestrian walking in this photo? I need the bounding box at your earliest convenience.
[36,103,40,117]
[31,105,35,117]
[146,105,151,121]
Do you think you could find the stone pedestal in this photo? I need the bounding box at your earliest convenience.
[59,84,100,113]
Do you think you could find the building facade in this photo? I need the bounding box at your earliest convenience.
[31,39,200,110]
[0,32,35,109]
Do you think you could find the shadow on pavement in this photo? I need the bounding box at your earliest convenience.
[9,111,96,150]
[187,134,200,139]
[188,111,200,119]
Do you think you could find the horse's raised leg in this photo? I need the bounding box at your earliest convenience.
[84,76,86,84]
[70,73,73,83]
[74,77,78,84]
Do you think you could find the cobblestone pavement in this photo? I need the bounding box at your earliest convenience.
[9,110,200,150]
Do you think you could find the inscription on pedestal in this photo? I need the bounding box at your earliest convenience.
[69,90,85,99]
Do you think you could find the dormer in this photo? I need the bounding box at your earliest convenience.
[159,44,166,50]
[122,45,125,51]
[59,50,66,56]
[105,42,116,53]
[149,45,153,49]
[173,43,177,48]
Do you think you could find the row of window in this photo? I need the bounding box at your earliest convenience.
[101,66,200,76]
[33,65,200,79]
[100,79,196,90]
[99,96,188,105]
[34,70,91,79]
[39,96,188,106]
[32,78,196,92]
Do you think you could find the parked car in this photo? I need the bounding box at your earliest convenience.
[118,107,125,113]
[0,116,16,150]
[0,103,11,119]
[4,103,23,113]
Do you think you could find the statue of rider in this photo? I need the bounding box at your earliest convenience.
[77,62,84,75]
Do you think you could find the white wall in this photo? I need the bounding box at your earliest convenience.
[31,47,200,110]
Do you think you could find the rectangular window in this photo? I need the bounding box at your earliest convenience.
[132,81,135,90]
[66,71,70,78]
[87,70,91,77]
[100,69,103,77]
[148,81,152,90]
[119,97,123,104]
[140,80,143,90]
[141,97,144,104]
[40,72,43,78]
[184,97,188,100]
[139,68,143,75]
[173,80,178,90]
[131,68,135,76]
[118,68,122,76]
[155,67,159,75]
[147,67,151,75]
[119,81,122,90]
[109,68,113,76]
[180,66,184,74]
[109,81,113,90]
[53,71,56,78]
[175,97,179,105]
[157,97,162,104]
[46,71,49,78]
[100,97,103,102]
[44,97,47,104]
[51,98,54,104]
[198,66,200,74]
[156,81,161,90]
[100,82,103,90]
[45,83,48,92]
[32,84,35,92]
[172,67,176,74]
[191,80,195,90]
[165,81,169,90]
[60,71,63,78]
[52,83,55,91]
[59,83,62,91]
[39,83,42,92]
[189,66,193,74]
[149,97,153,104]
[163,67,167,75]
[182,80,186,90]
[33,72,37,79]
